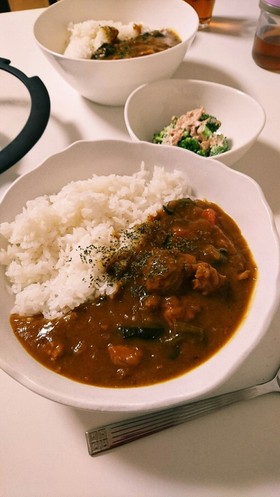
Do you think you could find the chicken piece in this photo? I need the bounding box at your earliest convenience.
[93,25,119,51]
[143,249,186,295]
[40,339,64,361]
[192,262,226,295]
[161,295,201,327]
[107,344,143,367]
[141,294,162,311]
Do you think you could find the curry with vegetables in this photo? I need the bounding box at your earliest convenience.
[11,198,256,387]
[91,28,181,60]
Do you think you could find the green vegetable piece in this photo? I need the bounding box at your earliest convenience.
[200,124,213,140]
[209,136,229,156]
[117,325,164,340]
[200,114,221,132]
[178,137,201,152]
[197,149,209,157]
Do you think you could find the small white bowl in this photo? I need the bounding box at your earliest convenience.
[0,140,279,412]
[124,79,266,166]
[33,0,199,106]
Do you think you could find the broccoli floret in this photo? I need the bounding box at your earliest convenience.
[152,130,166,144]
[200,114,221,133]
[153,117,178,144]
[197,149,209,157]
[198,123,213,140]
[209,135,229,156]
[152,125,171,144]
[178,136,201,153]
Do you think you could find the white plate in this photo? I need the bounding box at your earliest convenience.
[0,139,279,412]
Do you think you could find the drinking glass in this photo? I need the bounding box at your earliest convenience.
[184,0,216,29]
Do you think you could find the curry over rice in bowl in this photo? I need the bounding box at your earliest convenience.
[0,141,279,411]
[33,0,199,106]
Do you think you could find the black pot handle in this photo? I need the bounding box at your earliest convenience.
[0,58,50,174]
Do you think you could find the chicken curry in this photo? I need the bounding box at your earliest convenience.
[11,198,256,387]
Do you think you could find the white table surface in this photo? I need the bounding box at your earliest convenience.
[1,2,280,496]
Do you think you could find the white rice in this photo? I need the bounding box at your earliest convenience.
[64,20,151,59]
[0,164,190,319]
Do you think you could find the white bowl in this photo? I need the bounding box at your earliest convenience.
[124,79,266,166]
[33,0,199,106]
[0,140,279,412]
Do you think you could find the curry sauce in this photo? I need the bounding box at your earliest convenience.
[91,29,181,60]
[11,198,257,388]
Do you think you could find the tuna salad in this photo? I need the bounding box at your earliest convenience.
[153,107,229,157]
